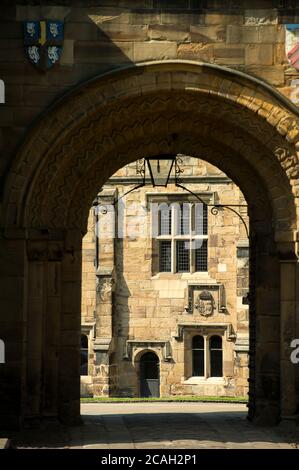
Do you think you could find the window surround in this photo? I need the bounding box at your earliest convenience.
[172,322,236,342]
[189,333,223,380]
[173,323,235,384]
[147,192,215,275]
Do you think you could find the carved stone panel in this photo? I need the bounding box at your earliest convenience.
[96,274,114,303]
[188,284,226,315]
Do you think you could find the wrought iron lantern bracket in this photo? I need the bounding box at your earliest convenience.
[97,155,249,238]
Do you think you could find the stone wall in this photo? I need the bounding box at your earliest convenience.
[1,1,299,188]
[81,157,249,398]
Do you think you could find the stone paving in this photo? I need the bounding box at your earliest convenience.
[11,403,299,449]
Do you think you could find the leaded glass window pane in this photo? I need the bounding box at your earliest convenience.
[176,240,190,272]
[194,203,208,235]
[159,205,172,235]
[195,239,208,272]
[192,335,204,376]
[177,203,190,235]
[210,335,223,377]
[159,240,171,272]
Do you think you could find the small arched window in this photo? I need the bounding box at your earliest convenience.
[192,335,204,376]
[81,334,88,376]
[209,335,223,377]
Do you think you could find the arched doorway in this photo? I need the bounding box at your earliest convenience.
[1,61,299,429]
[140,352,160,398]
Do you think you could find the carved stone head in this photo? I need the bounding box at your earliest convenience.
[196,290,216,317]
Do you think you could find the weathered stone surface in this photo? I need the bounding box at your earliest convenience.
[75,41,134,64]
[245,44,273,66]
[190,24,226,43]
[99,23,149,41]
[161,12,204,25]
[245,65,285,86]
[244,9,278,25]
[177,42,213,61]
[214,45,245,65]
[205,13,243,25]
[149,24,190,42]
[133,41,177,61]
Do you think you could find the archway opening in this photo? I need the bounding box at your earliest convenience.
[80,155,250,408]
[2,62,299,435]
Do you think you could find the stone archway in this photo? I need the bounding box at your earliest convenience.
[1,60,299,429]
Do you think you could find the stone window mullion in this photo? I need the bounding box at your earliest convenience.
[204,335,209,379]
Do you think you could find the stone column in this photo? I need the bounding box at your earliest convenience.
[58,229,82,424]
[25,237,63,423]
[93,190,116,396]
[248,230,281,425]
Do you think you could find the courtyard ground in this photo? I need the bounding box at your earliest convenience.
[10,402,299,449]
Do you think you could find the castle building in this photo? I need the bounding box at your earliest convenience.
[81,157,249,399]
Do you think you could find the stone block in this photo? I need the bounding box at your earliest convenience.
[16,5,70,21]
[241,26,260,44]
[258,25,285,44]
[87,7,131,25]
[130,11,161,25]
[244,9,278,25]
[99,23,149,41]
[190,24,226,43]
[133,41,177,62]
[245,65,285,86]
[149,24,190,42]
[205,13,243,25]
[60,39,74,66]
[161,12,204,25]
[274,43,287,66]
[177,42,214,61]
[64,21,100,41]
[75,41,134,64]
[214,44,245,65]
[226,25,242,44]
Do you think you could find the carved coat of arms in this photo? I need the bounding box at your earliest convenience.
[96,277,113,302]
[195,290,216,317]
[23,20,64,71]
[285,24,299,71]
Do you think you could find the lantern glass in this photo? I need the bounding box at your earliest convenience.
[145,156,175,187]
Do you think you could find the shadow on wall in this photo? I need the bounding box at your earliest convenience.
[111,195,138,397]
[1,1,298,186]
